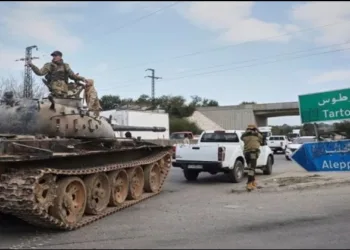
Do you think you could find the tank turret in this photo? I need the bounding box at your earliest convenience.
[0,94,167,139]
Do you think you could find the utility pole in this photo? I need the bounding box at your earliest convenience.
[15,45,39,99]
[145,68,162,108]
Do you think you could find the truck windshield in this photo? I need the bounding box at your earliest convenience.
[170,133,185,139]
[261,132,270,138]
[200,132,239,143]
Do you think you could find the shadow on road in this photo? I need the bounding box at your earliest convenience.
[0,214,58,236]
[178,171,267,185]
[221,215,328,234]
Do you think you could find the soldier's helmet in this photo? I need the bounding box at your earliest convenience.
[50,51,63,57]
[247,124,257,130]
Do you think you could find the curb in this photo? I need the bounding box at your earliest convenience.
[230,178,350,194]
[259,178,350,192]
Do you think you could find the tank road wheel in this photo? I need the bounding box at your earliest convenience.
[34,174,57,212]
[51,177,87,226]
[108,170,129,206]
[127,166,145,200]
[84,173,111,215]
[144,163,161,193]
[158,154,171,175]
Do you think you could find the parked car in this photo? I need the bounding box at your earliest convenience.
[267,135,289,153]
[285,136,317,160]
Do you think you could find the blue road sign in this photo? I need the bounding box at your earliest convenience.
[291,140,350,172]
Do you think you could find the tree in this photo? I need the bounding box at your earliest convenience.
[135,94,151,106]
[333,121,350,139]
[240,101,256,105]
[169,117,202,134]
[189,95,219,107]
[0,75,47,99]
[99,95,121,110]
[302,123,316,136]
[99,94,219,133]
[202,98,219,107]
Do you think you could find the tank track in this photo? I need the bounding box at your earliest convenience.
[0,148,172,230]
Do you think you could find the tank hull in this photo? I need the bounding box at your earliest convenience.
[0,136,172,230]
[0,95,172,230]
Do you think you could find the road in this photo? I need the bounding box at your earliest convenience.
[1,154,350,249]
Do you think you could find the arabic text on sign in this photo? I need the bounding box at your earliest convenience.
[318,93,349,107]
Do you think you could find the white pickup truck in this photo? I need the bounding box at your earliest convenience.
[267,135,289,153]
[172,130,274,183]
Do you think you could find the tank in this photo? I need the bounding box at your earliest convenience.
[0,86,172,230]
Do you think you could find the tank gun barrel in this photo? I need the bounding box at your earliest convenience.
[111,125,166,132]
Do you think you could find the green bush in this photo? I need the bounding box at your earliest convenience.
[169,117,202,134]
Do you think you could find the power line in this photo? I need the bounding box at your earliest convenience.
[162,46,350,82]
[111,21,345,71]
[173,40,350,75]
[111,2,179,33]
[91,2,151,30]
[89,2,179,43]
[103,45,350,91]
[99,41,350,91]
[1,3,179,47]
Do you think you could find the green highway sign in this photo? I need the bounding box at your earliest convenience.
[298,88,350,124]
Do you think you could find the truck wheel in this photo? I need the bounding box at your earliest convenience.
[183,169,199,181]
[263,155,273,175]
[227,160,244,183]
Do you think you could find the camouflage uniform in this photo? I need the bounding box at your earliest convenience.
[240,124,263,191]
[29,60,86,97]
[84,79,102,116]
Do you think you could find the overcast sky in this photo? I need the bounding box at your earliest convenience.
[1,1,350,125]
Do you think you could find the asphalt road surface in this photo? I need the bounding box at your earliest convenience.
[1,154,350,249]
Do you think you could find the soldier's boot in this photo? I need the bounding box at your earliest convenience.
[246,182,254,191]
[252,176,257,188]
[246,176,254,191]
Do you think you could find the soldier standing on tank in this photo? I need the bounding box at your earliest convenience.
[240,124,263,191]
[26,51,87,97]
[84,79,102,116]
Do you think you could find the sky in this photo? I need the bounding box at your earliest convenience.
[1,1,350,126]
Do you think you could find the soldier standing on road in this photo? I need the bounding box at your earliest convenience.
[26,50,87,97]
[241,124,263,191]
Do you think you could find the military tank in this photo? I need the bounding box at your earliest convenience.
[0,84,172,231]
